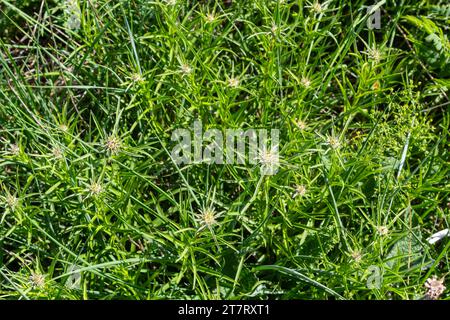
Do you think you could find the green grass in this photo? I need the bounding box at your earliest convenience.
[0,0,449,300]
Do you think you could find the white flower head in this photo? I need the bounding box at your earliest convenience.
[257,146,280,175]
[5,194,19,211]
[205,13,216,23]
[52,146,63,159]
[65,0,81,31]
[30,272,46,289]
[293,184,307,198]
[67,13,81,31]
[195,206,221,230]
[180,63,193,75]
[312,1,322,13]
[9,144,20,156]
[305,1,327,14]
[364,46,383,63]
[377,225,389,236]
[228,77,240,88]
[88,182,104,197]
[350,250,363,263]
[326,135,341,149]
[105,135,121,155]
[300,77,311,88]
[425,276,446,300]
[295,119,308,130]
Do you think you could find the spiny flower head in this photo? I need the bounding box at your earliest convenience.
[295,119,307,130]
[52,146,63,159]
[180,63,193,75]
[88,182,103,196]
[105,135,121,155]
[9,144,20,156]
[377,225,389,236]
[311,1,323,14]
[326,135,341,149]
[425,276,446,300]
[228,77,240,88]
[30,272,46,289]
[293,184,307,198]
[5,194,19,211]
[350,250,363,263]
[196,207,220,229]
[365,46,382,63]
[205,13,216,23]
[300,77,311,88]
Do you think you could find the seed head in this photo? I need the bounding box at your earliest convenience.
[271,24,278,34]
[59,124,68,132]
[372,80,380,90]
[365,46,382,63]
[130,73,144,83]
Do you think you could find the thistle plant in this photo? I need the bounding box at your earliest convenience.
[0,0,448,301]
